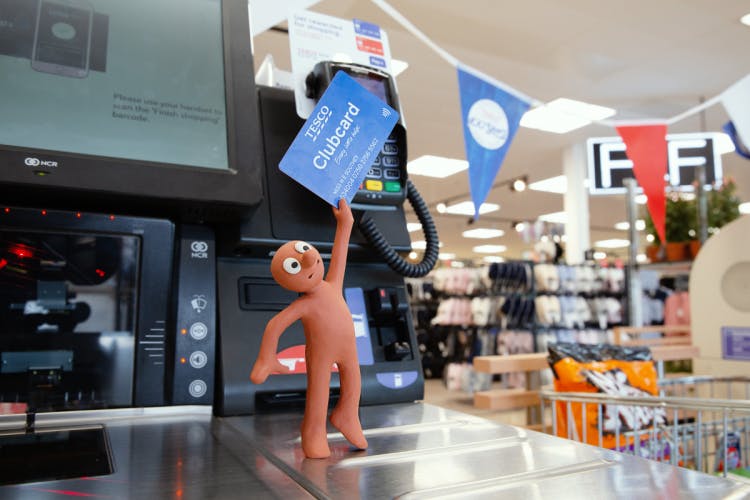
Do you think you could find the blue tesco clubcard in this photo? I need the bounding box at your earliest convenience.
[279,71,399,206]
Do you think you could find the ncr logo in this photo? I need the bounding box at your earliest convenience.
[190,241,209,259]
[25,157,58,168]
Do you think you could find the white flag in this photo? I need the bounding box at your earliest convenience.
[721,74,750,148]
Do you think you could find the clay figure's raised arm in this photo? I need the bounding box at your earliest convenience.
[326,198,353,290]
[249,300,303,384]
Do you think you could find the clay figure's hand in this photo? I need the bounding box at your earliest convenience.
[250,355,290,384]
[333,198,354,228]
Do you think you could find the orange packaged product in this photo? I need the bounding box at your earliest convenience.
[548,343,665,451]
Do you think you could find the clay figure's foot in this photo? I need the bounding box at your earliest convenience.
[330,407,368,450]
[301,430,331,459]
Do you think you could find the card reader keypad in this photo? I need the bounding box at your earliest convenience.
[357,134,404,203]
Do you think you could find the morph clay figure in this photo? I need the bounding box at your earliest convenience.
[250,199,368,458]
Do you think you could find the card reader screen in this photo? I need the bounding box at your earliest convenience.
[350,73,391,105]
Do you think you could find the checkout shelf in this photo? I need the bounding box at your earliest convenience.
[1,403,747,499]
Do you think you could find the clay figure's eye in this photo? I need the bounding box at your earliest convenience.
[294,241,311,253]
[282,257,301,274]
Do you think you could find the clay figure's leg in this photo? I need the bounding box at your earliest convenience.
[301,355,332,459]
[330,355,368,450]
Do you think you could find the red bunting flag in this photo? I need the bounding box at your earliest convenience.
[615,124,668,244]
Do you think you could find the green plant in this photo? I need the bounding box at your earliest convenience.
[643,194,695,244]
[707,179,741,230]
[643,180,741,244]
[643,208,658,244]
[666,195,695,242]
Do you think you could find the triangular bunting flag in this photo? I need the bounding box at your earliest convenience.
[615,124,668,244]
[457,65,531,219]
[723,121,750,160]
[721,74,750,150]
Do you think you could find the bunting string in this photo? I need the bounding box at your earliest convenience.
[372,0,743,129]
[370,0,748,236]
[371,0,458,68]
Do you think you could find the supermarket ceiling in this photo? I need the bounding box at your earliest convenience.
[251,0,750,262]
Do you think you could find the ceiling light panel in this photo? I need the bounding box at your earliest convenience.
[550,98,616,121]
[411,240,443,250]
[462,228,505,239]
[521,106,590,134]
[473,244,507,254]
[521,98,616,134]
[538,211,568,224]
[614,220,645,231]
[444,201,500,215]
[406,222,422,232]
[483,256,505,263]
[528,175,568,194]
[594,239,630,249]
[407,155,468,178]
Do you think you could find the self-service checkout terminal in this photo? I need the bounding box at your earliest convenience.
[215,60,439,416]
[0,0,746,497]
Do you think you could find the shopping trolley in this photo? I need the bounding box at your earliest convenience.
[541,376,750,479]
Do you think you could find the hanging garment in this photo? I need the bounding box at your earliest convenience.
[664,291,690,334]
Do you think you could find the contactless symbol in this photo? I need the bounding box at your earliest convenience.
[52,22,76,40]
[189,322,208,340]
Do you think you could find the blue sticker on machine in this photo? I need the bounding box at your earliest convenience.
[369,55,386,68]
[344,287,374,366]
[722,326,750,361]
[376,371,418,389]
[279,71,399,206]
[353,19,381,39]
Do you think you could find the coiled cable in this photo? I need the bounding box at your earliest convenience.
[358,179,439,277]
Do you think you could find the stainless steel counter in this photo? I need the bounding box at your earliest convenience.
[2,403,748,499]
[0,406,308,499]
